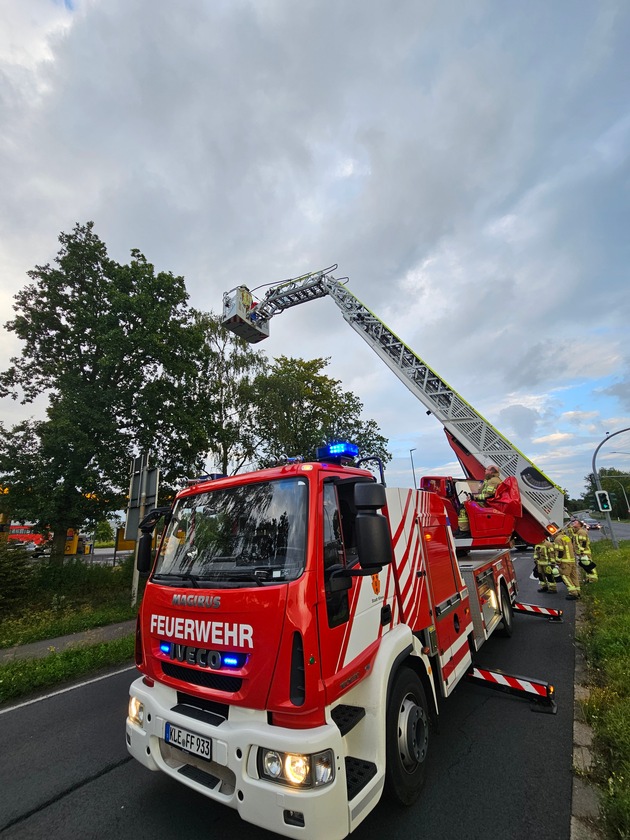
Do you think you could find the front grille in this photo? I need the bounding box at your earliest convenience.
[162,662,242,692]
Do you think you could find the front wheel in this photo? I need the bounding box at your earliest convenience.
[497,583,514,637]
[384,667,429,806]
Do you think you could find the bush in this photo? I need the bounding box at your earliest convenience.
[0,541,34,611]
[0,553,143,647]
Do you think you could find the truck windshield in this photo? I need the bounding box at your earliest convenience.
[153,478,308,586]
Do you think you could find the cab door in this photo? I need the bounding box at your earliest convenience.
[316,480,387,702]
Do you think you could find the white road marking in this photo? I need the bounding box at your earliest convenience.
[0,665,137,716]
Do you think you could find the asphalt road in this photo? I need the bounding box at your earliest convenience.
[0,550,578,840]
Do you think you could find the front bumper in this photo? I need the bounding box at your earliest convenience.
[126,677,356,840]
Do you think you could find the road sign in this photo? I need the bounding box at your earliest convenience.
[125,453,159,540]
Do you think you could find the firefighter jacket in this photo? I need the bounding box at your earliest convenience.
[534,542,552,563]
[554,533,576,562]
[474,475,500,502]
[571,526,591,557]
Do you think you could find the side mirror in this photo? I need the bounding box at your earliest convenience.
[326,563,353,592]
[353,481,393,569]
[137,532,153,576]
[354,482,387,510]
[355,514,393,569]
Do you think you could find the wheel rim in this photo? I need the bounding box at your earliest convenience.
[397,693,428,773]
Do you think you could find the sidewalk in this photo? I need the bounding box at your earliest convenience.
[0,619,136,664]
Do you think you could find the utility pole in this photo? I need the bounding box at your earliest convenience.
[409,448,417,490]
[591,428,630,549]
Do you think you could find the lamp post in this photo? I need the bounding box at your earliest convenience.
[592,428,630,549]
[410,448,417,490]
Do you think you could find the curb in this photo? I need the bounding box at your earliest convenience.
[571,602,603,840]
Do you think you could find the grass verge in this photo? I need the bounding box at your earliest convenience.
[0,635,135,705]
[0,601,138,648]
[579,539,630,840]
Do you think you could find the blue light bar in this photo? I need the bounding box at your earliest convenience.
[222,653,247,668]
[316,441,359,461]
[160,641,171,654]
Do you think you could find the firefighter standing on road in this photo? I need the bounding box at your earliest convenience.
[569,519,598,583]
[554,531,581,600]
[534,538,560,594]
[472,465,501,504]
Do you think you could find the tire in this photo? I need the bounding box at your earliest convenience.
[384,667,430,806]
[497,583,514,638]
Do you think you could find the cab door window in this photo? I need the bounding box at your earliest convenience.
[323,483,349,627]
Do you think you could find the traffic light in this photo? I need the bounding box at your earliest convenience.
[595,489,612,512]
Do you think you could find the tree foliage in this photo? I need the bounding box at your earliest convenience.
[188,312,268,476]
[0,224,391,554]
[251,356,390,467]
[0,222,211,554]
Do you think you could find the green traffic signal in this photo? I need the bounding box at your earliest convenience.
[595,490,612,512]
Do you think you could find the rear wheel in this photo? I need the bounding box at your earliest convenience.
[497,583,514,637]
[385,667,429,806]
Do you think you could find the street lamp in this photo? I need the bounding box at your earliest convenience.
[410,448,417,490]
[592,428,630,549]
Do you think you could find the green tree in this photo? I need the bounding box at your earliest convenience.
[251,356,390,467]
[0,222,210,557]
[187,311,268,476]
[94,520,115,543]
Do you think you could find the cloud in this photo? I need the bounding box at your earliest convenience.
[0,0,629,500]
[498,404,541,439]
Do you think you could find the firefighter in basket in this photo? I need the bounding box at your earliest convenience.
[554,530,581,600]
[534,538,560,594]
[469,464,501,505]
[568,519,598,583]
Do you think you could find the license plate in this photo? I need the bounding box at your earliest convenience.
[165,722,212,760]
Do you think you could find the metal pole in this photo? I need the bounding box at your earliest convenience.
[131,453,149,608]
[591,428,630,549]
[410,448,417,490]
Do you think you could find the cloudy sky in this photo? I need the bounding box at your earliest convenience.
[1,0,629,498]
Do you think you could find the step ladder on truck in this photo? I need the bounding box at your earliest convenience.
[124,269,563,840]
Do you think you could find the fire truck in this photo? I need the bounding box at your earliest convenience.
[126,270,559,839]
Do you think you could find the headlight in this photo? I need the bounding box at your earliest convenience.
[285,754,309,785]
[129,696,144,727]
[263,751,283,779]
[259,748,335,788]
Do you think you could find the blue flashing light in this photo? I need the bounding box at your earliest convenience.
[160,641,171,655]
[222,653,247,669]
[222,655,239,667]
[316,441,359,461]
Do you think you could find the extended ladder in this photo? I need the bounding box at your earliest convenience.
[222,268,565,541]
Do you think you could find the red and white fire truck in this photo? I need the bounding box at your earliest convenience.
[127,444,524,839]
[126,270,560,838]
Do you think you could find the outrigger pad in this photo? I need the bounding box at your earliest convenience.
[513,601,563,622]
[466,666,557,714]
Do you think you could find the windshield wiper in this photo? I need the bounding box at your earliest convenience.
[152,572,200,588]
